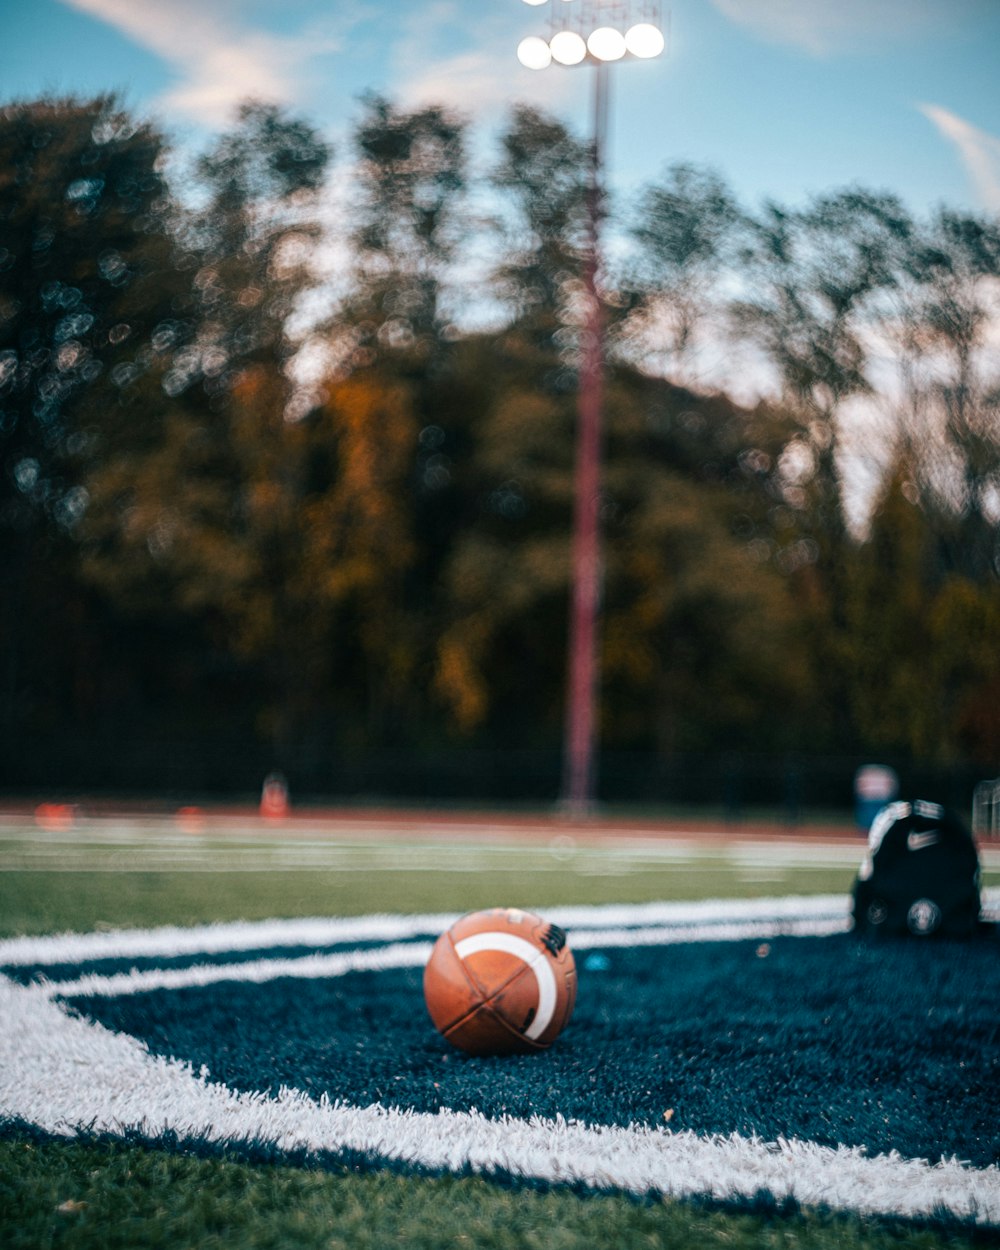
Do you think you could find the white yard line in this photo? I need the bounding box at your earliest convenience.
[0,832,875,875]
[0,895,850,967]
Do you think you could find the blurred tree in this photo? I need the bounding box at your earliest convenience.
[490,104,591,353]
[80,101,334,767]
[435,111,815,756]
[599,375,815,753]
[725,190,916,750]
[431,343,575,740]
[621,162,744,385]
[337,93,468,370]
[842,463,940,757]
[845,459,1000,764]
[319,94,474,746]
[0,95,176,528]
[6,86,997,793]
[185,99,330,407]
[298,373,420,745]
[433,343,815,754]
[0,94,178,745]
[882,208,1000,582]
[846,207,1000,767]
[427,107,595,745]
[730,190,912,540]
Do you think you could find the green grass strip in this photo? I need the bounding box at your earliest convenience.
[1,1132,994,1250]
[0,865,862,937]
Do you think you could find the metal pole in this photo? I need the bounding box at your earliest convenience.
[561,60,609,818]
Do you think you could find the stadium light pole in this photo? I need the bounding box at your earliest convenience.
[517,0,665,819]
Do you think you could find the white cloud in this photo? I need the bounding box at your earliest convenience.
[390,0,577,122]
[399,49,579,124]
[57,0,589,137]
[919,104,1000,213]
[58,0,343,125]
[707,0,988,57]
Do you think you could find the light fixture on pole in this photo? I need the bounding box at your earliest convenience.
[517,0,664,819]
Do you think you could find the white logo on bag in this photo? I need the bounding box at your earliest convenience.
[907,898,941,934]
[906,830,940,852]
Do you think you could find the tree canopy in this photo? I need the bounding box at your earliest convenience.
[2,91,998,799]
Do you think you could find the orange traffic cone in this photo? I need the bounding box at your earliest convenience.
[260,772,289,820]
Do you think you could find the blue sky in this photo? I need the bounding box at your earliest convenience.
[3,0,999,219]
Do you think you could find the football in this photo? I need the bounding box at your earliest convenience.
[423,907,577,1055]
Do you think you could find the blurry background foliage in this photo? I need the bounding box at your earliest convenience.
[1,93,999,807]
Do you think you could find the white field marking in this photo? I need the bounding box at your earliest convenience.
[0,830,853,860]
[0,816,850,842]
[0,838,863,873]
[5,890,998,977]
[17,917,852,1001]
[0,860,738,875]
[41,942,435,1001]
[452,932,557,1040]
[2,814,998,867]
[1,906,999,1225]
[0,895,852,969]
[13,888,1000,973]
[725,844,864,868]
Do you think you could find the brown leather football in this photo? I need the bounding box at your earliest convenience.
[423,907,577,1055]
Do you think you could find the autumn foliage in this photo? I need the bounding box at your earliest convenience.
[2,93,999,799]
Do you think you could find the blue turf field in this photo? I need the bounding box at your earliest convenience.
[49,930,1000,1168]
[3,894,999,1225]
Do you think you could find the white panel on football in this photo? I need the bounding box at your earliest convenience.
[453,931,557,1039]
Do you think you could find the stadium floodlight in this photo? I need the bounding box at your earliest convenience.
[516,0,664,818]
[550,30,587,65]
[625,22,665,58]
[517,35,552,68]
[586,26,627,61]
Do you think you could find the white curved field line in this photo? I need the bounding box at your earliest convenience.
[0,895,852,968]
[1,896,999,1225]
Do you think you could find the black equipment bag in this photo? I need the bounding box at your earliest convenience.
[852,800,982,938]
